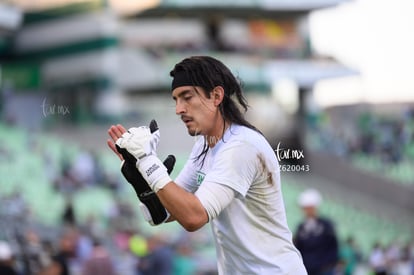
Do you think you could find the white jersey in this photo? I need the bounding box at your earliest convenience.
[175,124,307,275]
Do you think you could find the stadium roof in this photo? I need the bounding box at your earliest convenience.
[6,0,351,19]
[157,54,358,90]
[158,0,346,10]
[135,0,350,18]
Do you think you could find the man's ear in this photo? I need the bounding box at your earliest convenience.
[212,86,225,106]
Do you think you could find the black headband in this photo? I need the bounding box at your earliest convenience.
[171,71,196,91]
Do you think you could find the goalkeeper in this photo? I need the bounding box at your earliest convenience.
[107,56,307,275]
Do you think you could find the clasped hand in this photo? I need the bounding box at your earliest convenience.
[115,123,160,163]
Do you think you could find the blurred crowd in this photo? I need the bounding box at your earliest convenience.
[1,184,414,275]
[0,121,214,275]
[0,222,204,275]
[0,184,213,275]
[46,150,121,195]
[294,188,414,275]
[307,105,414,184]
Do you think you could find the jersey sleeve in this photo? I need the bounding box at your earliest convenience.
[202,141,259,197]
[174,157,198,193]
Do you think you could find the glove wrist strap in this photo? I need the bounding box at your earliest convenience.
[137,155,172,192]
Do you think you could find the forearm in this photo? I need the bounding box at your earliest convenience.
[156,182,208,231]
[114,130,208,230]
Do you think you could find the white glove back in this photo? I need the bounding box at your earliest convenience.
[116,125,160,160]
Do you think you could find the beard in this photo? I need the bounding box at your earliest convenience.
[188,128,201,136]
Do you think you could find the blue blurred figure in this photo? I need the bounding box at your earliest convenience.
[294,189,339,275]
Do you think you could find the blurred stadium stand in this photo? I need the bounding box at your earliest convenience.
[306,103,414,211]
[1,0,413,274]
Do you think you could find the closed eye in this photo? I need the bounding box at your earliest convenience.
[172,89,195,103]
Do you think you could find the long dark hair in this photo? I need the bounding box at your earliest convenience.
[170,56,261,165]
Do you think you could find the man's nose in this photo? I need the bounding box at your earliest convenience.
[176,101,186,115]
